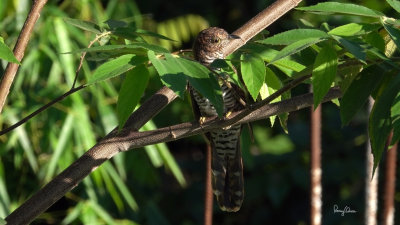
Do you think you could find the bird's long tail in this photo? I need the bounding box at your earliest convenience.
[210,124,244,212]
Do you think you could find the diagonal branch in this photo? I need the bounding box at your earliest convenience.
[0,0,49,114]
[5,0,304,224]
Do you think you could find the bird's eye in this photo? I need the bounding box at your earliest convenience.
[209,37,220,43]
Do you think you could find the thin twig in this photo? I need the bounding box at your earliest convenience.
[72,31,112,88]
[0,85,85,136]
[0,0,49,114]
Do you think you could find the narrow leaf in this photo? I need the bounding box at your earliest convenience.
[241,53,266,101]
[340,66,383,125]
[271,37,327,63]
[257,29,329,45]
[0,37,20,64]
[297,2,384,18]
[381,18,400,51]
[88,54,147,85]
[312,45,338,108]
[332,36,366,62]
[117,65,150,129]
[66,43,169,54]
[64,17,101,34]
[387,0,400,14]
[391,93,400,145]
[369,74,400,172]
[328,23,367,36]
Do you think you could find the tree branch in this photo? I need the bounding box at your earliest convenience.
[5,0,304,224]
[0,0,48,114]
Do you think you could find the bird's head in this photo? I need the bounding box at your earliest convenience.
[193,27,240,65]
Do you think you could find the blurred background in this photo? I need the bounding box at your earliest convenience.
[0,0,399,224]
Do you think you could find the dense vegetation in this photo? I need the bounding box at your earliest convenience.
[1,0,400,224]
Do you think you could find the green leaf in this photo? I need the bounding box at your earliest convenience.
[332,36,366,62]
[148,51,188,98]
[241,43,306,77]
[134,29,176,41]
[369,74,400,172]
[312,45,338,108]
[340,66,384,125]
[117,65,150,129]
[264,67,283,126]
[391,93,400,145]
[297,2,384,18]
[241,53,266,101]
[381,18,400,51]
[0,37,20,64]
[64,17,101,34]
[365,31,386,53]
[66,43,169,55]
[271,37,327,63]
[338,64,363,94]
[257,29,329,45]
[387,0,400,14]
[148,51,224,116]
[88,54,147,85]
[328,23,378,37]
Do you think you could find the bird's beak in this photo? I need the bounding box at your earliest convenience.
[228,34,241,40]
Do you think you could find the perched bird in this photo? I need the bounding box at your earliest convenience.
[191,27,244,212]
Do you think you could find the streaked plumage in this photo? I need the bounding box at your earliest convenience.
[191,27,244,212]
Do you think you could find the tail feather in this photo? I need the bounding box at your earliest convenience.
[210,125,244,212]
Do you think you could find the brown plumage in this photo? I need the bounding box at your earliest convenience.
[191,27,244,212]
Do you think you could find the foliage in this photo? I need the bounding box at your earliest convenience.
[1,0,400,224]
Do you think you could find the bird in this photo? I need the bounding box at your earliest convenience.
[191,27,244,212]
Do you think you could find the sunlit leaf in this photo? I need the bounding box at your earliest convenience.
[312,44,338,108]
[241,53,266,101]
[297,2,384,18]
[381,18,400,51]
[258,29,329,45]
[88,54,147,85]
[270,37,327,63]
[328,23,380,36]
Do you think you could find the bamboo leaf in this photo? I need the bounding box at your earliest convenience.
[64,17,101,34]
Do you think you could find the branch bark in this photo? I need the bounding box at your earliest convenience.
[5,0,305,224]
[0,0,48,114]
